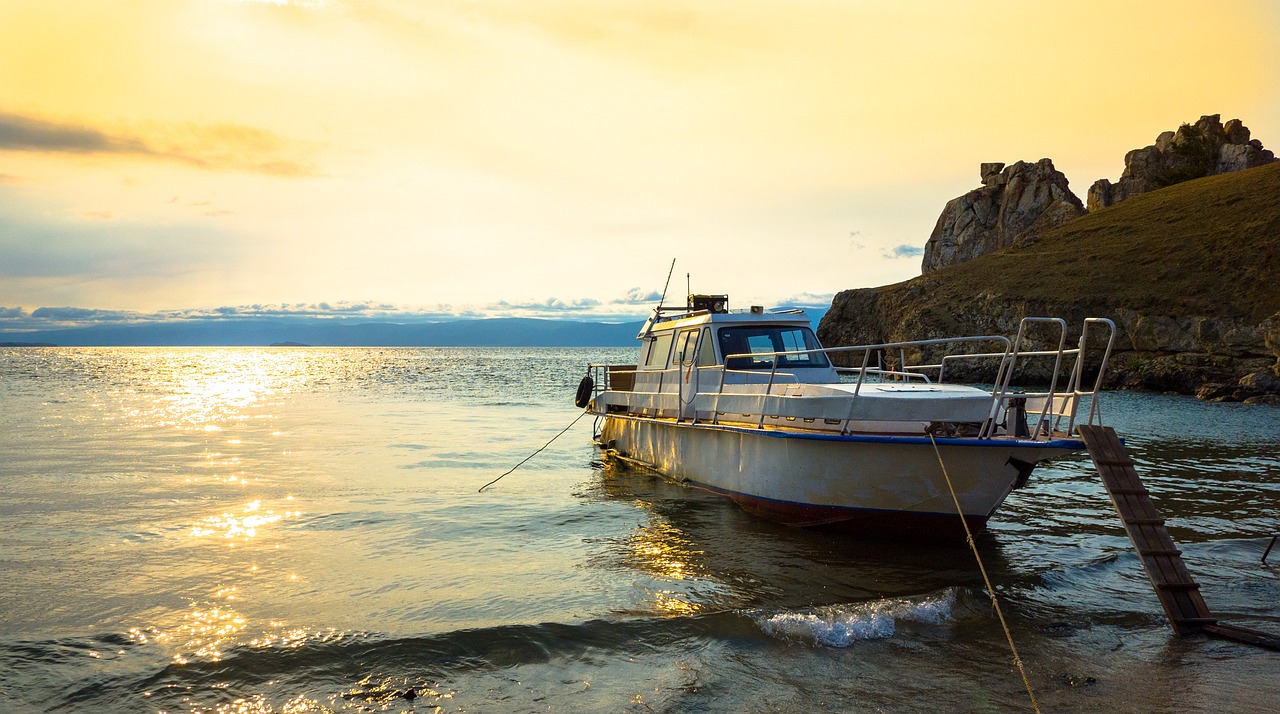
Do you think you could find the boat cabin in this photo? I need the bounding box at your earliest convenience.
[630,296,839,396]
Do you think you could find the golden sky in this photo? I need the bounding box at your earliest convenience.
[2,0,1277,322]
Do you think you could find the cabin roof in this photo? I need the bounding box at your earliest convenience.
[647,309,813,333]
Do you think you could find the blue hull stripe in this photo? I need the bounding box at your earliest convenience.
[601,413,1084,450]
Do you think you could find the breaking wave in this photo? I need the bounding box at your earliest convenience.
[754,588,956,647]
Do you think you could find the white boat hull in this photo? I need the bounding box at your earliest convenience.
[598,414,1080,536]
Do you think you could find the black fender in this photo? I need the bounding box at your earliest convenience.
[574,374,595,408]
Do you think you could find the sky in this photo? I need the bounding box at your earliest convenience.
[2,0,1278,329]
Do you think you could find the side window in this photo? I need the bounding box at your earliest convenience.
[674,330,698,365]
[644,332,675,368]
[696,328,717,366]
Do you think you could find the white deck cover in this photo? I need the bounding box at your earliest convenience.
[789,382,994,423]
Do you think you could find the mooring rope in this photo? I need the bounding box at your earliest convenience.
[928,433,1041,714]
[478,411,590,493]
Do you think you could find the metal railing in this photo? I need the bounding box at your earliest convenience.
[586,317,1117,440]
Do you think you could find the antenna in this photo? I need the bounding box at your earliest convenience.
[657,258,676,309]
[638,259,678,340]
[686,272,691,305]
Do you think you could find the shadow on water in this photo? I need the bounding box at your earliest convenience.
[573,453,1017,613]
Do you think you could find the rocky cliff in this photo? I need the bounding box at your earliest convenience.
[1088,114,1276,211]
[820,162,1280,403]
[921,159,1085,274]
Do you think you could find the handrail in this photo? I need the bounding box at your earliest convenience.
[982,318,1067,438]
[587,317,1116,440]
[1079,318,1117,430]
[835,367,932,383]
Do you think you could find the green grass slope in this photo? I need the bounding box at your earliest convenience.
[920,161,1280,322]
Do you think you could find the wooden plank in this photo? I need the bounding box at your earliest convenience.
[1095,457,1136,467]
[1203,623,1280,651]
[1079,425,1216,636]
[1125,517,1167,527]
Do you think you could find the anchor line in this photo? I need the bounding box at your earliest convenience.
[478,411,590,492]
[928,433,1041,714]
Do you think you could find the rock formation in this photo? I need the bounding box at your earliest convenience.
[820,157,1280,402]
[819,289,1280,404]
[1088,114,1276,211]
[921,159,1085,274]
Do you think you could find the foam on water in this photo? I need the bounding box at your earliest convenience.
[755,588,956,647]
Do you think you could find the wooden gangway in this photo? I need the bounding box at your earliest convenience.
[1078,425,1280,649]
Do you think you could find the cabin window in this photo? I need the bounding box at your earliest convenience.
[718,326,830,370]
[644,332,675,368]
[674,329,698,366]
[696,328,717,366]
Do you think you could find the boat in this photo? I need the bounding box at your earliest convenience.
[578,294,1117,537]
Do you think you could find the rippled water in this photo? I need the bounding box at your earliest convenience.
[1,347,1277,713]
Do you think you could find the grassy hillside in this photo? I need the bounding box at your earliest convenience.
[916,161,1280,322]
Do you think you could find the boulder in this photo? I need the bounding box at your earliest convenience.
[921,159,1085,273]
[1088,114,1276,211]
[980,162,1005,186]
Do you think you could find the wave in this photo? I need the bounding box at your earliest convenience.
[753,589,957,647]
[5,592,967,711]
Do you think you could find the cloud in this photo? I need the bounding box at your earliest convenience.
[883,244,924,259]
[29,307,141,322]
[0,111,317,177]
[0,292,663,331]
[487,296,604,314]
[619,288,663,304]
[0,113,148,154]
[773,291,834,308]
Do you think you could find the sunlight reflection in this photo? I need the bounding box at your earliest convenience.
[133,602,354,671]
[646,588,703,616]
[187,692,328,714]
[170,605,249,664]
[189,499,299,541]
[624,520,707,581]
[341,676,455,711]
[120,350,313,432]
[619,519,711,616]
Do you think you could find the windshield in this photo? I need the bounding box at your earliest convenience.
[718,326,830,370]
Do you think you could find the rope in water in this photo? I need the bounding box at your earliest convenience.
[928,433,1041,714]
[478,411,590,492]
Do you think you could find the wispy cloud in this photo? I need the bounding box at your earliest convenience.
[29,306,140,322]
[621,288,663,304]
[0,289,677,331]
[0,112,318,177]
[773,291,834,308]
[883,244,924,259]
[0,113,149,154]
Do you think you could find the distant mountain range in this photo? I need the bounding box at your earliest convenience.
[0,307,830,347]
[0,317,643,347]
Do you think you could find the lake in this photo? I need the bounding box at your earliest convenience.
[1,347,1277,712]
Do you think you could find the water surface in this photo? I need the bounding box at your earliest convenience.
[1,347,1277,712]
